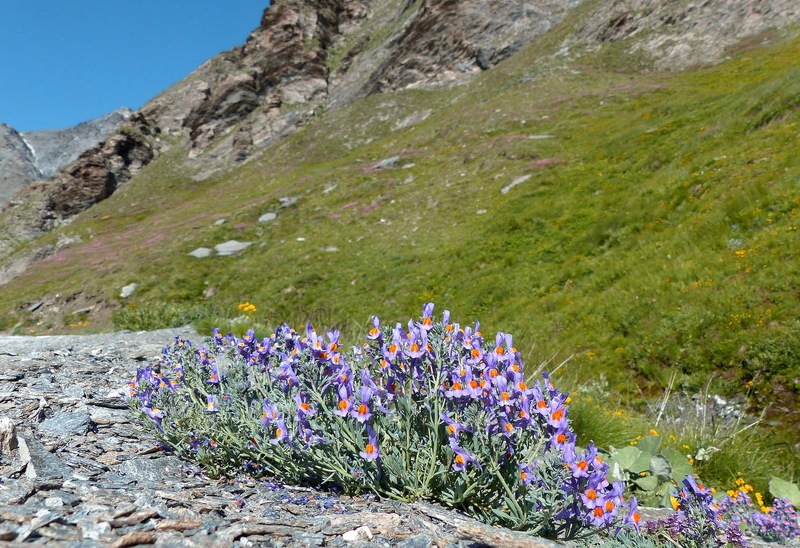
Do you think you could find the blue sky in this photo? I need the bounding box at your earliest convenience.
[0,2,268,131]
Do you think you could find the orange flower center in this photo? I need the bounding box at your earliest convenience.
[453,382,463,391]
[586,489,597,500]
[300,403,310,412]
[489,368,499,378]
[594,507,604,517]
[338,400,348,410]
[455,454,465,465]
[358,404,368,415]
[552,409,565,421]
[577,460,587,471]
[365,443,375,455]
[447,425,456,435]
[471,349,481,358]
[469,380,479,389]
[605,501,615,512]
[495,346,504,355]
[556,433,566,444]
[504,423,513,433]
[275,428,283,438]
[537,400,547,409]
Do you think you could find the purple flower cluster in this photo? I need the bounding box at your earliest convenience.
[718,491,800,542]
[646,476,748,547]
[127,304,638,537]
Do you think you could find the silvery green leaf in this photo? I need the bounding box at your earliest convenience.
[636,435,662,456]
[694,446,718,461]
[649,454,671,481]
[613,446,643,470]
[662,447,693,482]
[633,474,659,492]
[769,476,800,507]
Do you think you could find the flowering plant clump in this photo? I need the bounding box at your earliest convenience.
[718,489,800,542]
[127,304,639,539]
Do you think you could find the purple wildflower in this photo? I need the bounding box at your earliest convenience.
[449,438,481,472]
[359,424,380,462]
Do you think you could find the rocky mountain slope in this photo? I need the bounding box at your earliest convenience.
[0,108,131,209]
[0,0,799,425]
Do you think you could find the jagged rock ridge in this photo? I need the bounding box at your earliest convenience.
[2,0,800,281]
[23,107,133,179]
[0,108,132,210]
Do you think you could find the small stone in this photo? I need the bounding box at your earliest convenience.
[396,535,433,548]
[214,218,226,225]
[17,435,73,479]
[258,212,277,222]
[78,519,112,540]
[372,156,400,170]
[188,247,212,258]
[63,385,85,399]
[117,456,185,485]
[0,417,17,454]
[119,283,137,298]
[214,240,252,256]
[39,409,92,438]
[342,525,373,542]
[44,496,65,508]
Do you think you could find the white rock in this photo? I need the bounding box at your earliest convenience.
[119,283,137,298]
[501,174,532,195]
[342,526,373,542]
[189,247,213,258]
[0,418,17,454]
[215,241,252,256]
[258,212,277,223]
[214,218,226,226]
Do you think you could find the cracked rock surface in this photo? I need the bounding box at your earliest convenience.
[0,328,562,546]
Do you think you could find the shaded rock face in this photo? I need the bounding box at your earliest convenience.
[334,0,578,101]
[45,114,155,219]
[0,124,40,207]
[22,107,133,180]
[0,109,132,210]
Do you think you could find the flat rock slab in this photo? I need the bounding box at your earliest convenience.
[214,240,252,256]
[39,409,91,438]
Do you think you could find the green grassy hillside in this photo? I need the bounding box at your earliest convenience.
[2,24,799,432]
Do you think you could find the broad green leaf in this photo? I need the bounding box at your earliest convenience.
[769,476,800,507]
[636,435,662,456]
[613,446,643,470]
[649,454,671,481]
[633,474,659,492]
[662,447,694,482]
[630,451,653,474]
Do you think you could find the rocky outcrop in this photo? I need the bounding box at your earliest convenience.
[44,114,155,219]
[0,114,156,261]
[570,0,800,70]
[0,124,40,207]
[0,109,132,210]
[328,0,578,104]
[23,107,133,180]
